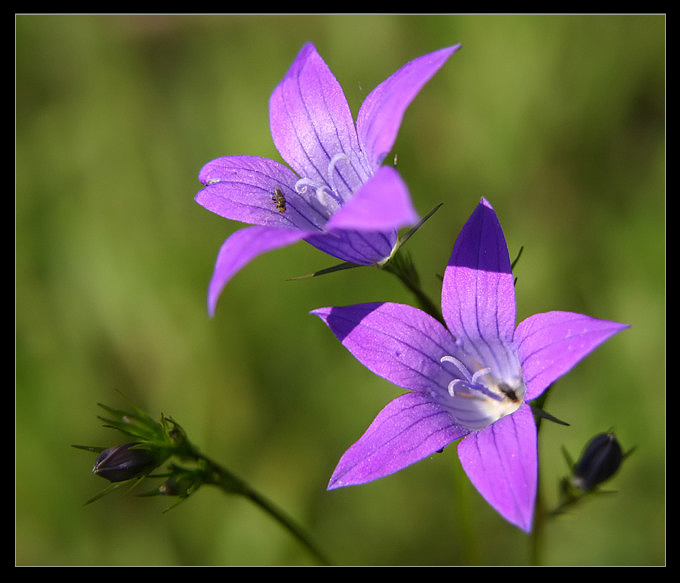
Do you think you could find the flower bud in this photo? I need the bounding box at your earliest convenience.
[158,476,194,497]
[571,432,623,491]
[92,442,159,483]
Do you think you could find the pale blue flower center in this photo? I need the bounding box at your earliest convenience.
[438,348,526,431]
[294,153,350,217]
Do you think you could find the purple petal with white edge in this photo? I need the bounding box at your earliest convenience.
[357,45,461,167]
[442,197,516,346]
[196,155,327,231]
[325,165,418,232]
[328,391,469,489]
[457,403,537,532]
[312,302,457,394]
[514,311,630,402]
[269,43,369,200]
[304,228,397,266]
[207,226,308,316]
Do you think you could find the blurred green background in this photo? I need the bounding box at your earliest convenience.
[16,14,665,565]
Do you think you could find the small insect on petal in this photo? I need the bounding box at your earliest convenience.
[272,187,287,213]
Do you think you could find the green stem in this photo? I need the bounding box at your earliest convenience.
[528,387,553,565]
[391,267,443,323]
[377,203,445,324]
[199,453,332,566]
[383,250,443,324]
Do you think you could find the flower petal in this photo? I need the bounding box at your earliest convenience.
[514,311,630,401]
[325,165,418,232]
[441,197,516,345]
[457,403,537,532]
[304,228,397,266]
[312,302,456,394]
[328,392,469,489]
[357,45,461,167]
[269,43,369,200]
[207,226,308,316]
[196,155,326,231]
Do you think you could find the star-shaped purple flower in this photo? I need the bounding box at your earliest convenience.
[195,42,461,315]
[312,198,628,532]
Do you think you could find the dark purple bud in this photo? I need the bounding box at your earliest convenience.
[572,432,623,491]
[92,443,159,483]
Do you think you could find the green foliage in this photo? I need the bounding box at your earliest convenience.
[16,14,665,565]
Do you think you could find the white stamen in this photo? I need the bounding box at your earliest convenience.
[471,367,491,384]
[294,179,337,217]
[447,379,464,397]
[327,153,349,194]
[315,185,334,206]
[440,355,472,381]
[294,178,316,194]
[441,352,527,430]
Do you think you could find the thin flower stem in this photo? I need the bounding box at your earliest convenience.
[390,270,443,323]
[528,388,552,565]
[81,402,331,564]
[383,250,444,325]
[198,452,332,566]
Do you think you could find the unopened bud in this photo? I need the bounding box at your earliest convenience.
[92,443,159,483]
[572,432,624,491]
[158,476,194,497]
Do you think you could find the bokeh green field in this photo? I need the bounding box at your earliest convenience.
[16,14,665,565]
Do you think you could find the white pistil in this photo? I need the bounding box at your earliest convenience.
[440,357,504,402]
[294,178,317,195]
[447,379,473,398]
[294,153,351,219]
[440,355,471,381]
[327,152,349,194]
[315,186,335,207]
[440,348,526,430]
[471,367,491,384]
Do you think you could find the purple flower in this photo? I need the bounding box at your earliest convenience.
[312,198,628,532]
[195,42,461,315]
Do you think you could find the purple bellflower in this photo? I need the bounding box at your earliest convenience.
[312,198,628,532]
[195,42,461,315]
